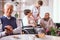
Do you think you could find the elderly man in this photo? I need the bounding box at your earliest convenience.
[0,3,22,38]
[40,13,55,35]
[0,3,17,31]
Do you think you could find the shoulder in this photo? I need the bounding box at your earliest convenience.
[22,16,27,20]
[49,17,53,21]
[0,16,6,20]
[11,16,16,20]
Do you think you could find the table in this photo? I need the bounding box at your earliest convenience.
[0,34,60,40]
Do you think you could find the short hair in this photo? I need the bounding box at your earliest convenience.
[24,9,31,15]
[4,2,13,9]
[38,0,43,6]
[45,12,50,15]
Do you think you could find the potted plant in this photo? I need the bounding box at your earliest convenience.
[15,12,18,18]
[50,27,57,36]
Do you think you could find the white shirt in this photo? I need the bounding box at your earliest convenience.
[30,5,41,24]
[13,26,22,34]
[4,14,11,19]
[22,16,29,26]
[30,5,40,19]
[0,31,6,38]
[0,26,22,38]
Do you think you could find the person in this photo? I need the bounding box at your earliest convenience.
[0,3,22,38]
[22,9,37,34]
[30,0,43,24]
[0,3,17,31]
[0,23,22,38]
[22,9,36,27]
[0,25,13,38]
[0,25,22,38]
[40,12,55,35]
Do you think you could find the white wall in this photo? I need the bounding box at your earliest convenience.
[20,0,53,19]
[40,6,53,18]
[53,0,60,23]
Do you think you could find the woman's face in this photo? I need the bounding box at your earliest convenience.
[36,3,40,8]
[28,12,32,17]
[44,13,49,19]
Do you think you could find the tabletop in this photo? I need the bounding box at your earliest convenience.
[0,34,60,40]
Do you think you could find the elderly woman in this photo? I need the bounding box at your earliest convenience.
[40,13,55,35]
[22,9,36,27]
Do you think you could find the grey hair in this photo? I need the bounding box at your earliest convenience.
[4,2,13,9]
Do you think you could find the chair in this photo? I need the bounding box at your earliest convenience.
[19,19,37,34]
[0,18,2,32]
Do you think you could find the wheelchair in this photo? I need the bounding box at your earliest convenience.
[19,19,44,34]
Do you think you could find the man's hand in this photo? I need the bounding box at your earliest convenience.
[5,25,13,35]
